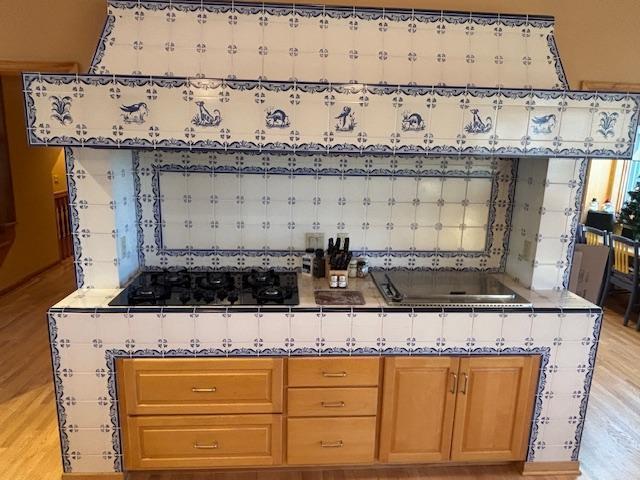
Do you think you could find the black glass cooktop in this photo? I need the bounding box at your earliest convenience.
[109,269,299,306]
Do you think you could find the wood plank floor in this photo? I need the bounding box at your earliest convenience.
[1,260,638,480]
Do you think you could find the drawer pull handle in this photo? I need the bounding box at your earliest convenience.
[321,401,345,408]
[322,371,347,378]
[192,387,217,393]
[320,440,344,448]
[460,373,468,395]
[193,441,219,449]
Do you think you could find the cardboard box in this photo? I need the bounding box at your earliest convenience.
[568,244,609,303]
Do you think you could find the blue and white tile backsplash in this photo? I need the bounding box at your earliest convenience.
[135,151,515,271]
[93,1,568,89]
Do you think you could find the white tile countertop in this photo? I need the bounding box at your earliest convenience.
[51,273,598,311]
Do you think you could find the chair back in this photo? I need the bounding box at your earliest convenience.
[609,234,639,276]
[582,225,608,246]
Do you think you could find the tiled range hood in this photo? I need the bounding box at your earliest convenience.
[23,1,639,157]
[20,0,640,291]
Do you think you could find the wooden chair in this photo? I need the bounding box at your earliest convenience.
[601,234,640,328]
[579,224,609,246]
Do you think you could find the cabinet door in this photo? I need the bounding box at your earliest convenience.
[379,357,460,463]
[450,355,540,462]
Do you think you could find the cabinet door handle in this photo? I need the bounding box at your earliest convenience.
[320,440,344,448]
[193,441,219,449]
[460,373,468,395]
[192,387,217,393]
[322,371,347,378]
[449,372,457,394]
[321,401,345,408]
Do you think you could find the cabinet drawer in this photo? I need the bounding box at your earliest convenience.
[118,358,283,415]
[288,357,380,387]
[124,414,282,470]
[288,387,378,417]
[287,417,376,465]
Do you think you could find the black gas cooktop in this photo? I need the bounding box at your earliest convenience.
[109,269,299,306]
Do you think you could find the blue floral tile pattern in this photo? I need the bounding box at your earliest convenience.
[91,1,568,90]
[47,308,602,473]
[131,151,514,272]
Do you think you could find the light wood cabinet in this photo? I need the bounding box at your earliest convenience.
[288,356,380,387]
[124,414,282,470]
[117,354,540,471]
[288,387,378,417]
[119,358,283,415]
[450,356,540,461]
[287,417,377,465]
[379,355,540,464]
[379,357,459,463]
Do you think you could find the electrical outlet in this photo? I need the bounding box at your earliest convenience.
[522,239,532,262]
[120,235,128,257]
[305,232,324,250]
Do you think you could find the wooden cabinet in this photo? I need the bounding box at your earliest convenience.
[379,355,540,464]
[288,387,378,417]
[288,356,380,387]
[287,417,377,465]
[379,357,459,463]
[119,358,283,415]
[117,358,285,471]
[124,414,282,470]
[286,357,380,466]
[450,356,540,461]
[117,354,540,471]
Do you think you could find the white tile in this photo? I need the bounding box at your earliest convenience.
[351,312,382,343]
[161,315,195,345]
[57,312,99,344]
[442,312,474,342]
[129,312,163,344]
[381,312,413,346]
[321,312,352,344]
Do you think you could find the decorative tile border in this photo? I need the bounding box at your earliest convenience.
[47,307,602,473]
[23,74,640,159]
[91,1,568,90]
[132,151,515,271]
[64,148,84,288]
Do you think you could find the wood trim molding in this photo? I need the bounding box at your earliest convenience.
[521,460,581,476]
[0,60,78,76]
[0,257,64,297]
[581,81,640,93]
[61,474,125,480]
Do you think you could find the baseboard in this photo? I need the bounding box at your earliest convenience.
[61,474,125,480]
[0,258,64,297]
[521,460,581,476]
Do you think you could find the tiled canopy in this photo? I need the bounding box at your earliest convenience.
[93,0,568,89]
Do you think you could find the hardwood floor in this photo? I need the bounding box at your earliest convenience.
[1,261,639,479]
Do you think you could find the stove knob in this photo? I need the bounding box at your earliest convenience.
[179,292,191,305]
[227,292,239,304]
[217,290,227,301]
[203,291,217,303]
